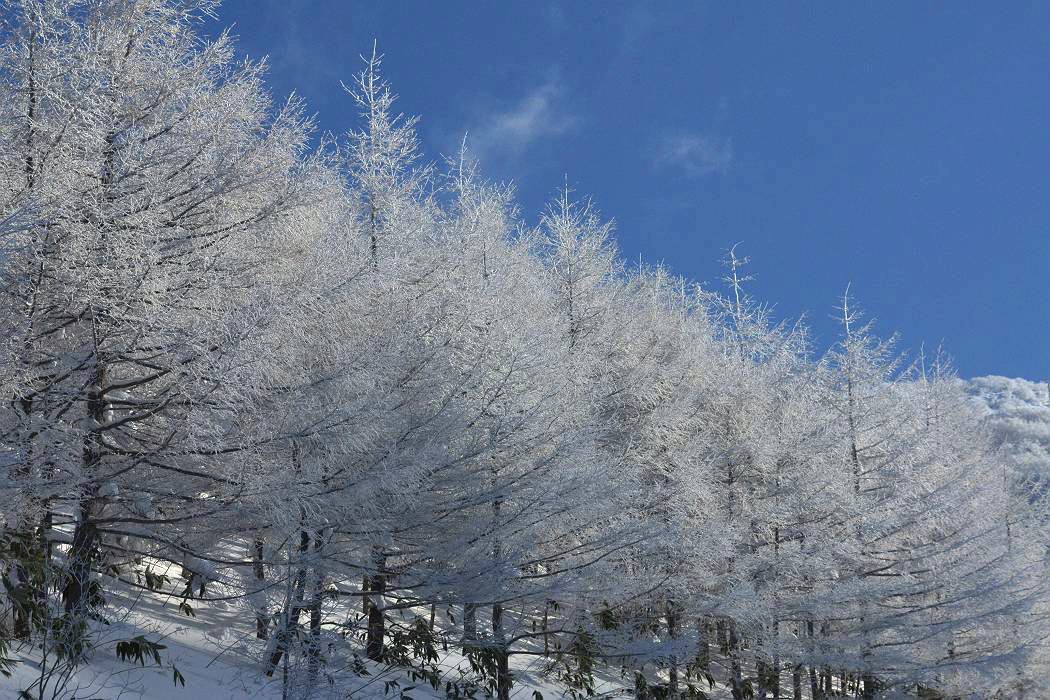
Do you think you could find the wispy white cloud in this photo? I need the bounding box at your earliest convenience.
[465,78,580,164]
[656,132,733,176]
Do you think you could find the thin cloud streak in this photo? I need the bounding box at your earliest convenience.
[656,132,733,176]
[465,78,580,165]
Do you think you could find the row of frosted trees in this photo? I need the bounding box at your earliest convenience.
[0,2,1046,698]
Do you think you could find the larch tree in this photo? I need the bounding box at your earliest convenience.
[0,0,318,648]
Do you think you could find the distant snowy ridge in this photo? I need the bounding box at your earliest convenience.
[965,375,1050,486]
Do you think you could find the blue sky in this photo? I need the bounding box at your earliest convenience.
[205,1,1050,380]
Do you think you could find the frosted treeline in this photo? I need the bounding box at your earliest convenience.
[967,377,1050,486]
[0,2,1047,699]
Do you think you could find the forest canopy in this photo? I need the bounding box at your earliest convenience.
[0,2,1047,699]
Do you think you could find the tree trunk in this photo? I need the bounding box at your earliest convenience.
[63,362,106,614]
[496,649,511,700]
[365,547,386,662]
[697,618,710,673]
[307,534,326,685]
[11,22,43,642]
[265,529,310,676]
[861,672,876,700]
[493,602,511,700]
[254,538,268,640]
[792,664,802,700]
[729,620,745,700]
[667,602,678,696]
[809,666,820,700]
[463,602,477,648]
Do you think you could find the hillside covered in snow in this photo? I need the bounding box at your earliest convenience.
[966,376,1050,494]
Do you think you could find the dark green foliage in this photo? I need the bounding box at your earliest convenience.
[0,636,17,678]
[595,601,618,631]
[633,670,710,700]
[548,627,597,699]
[463,645,502,697]
[382,678,417,699]
[135,566,169,592]
[115,635,166,666]
[1,529,49,640]
[114,635,185,688]
[683,657,716,691]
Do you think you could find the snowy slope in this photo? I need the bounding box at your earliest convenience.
[1,560,636,699]
[965,375,1050,489]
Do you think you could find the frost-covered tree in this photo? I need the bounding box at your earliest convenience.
[0,0,317,640]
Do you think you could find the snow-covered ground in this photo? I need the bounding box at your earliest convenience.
[2,559,635,699]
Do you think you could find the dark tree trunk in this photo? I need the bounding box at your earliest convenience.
[62,499,100,615]
[39,506,53,560]
[862,672,876,700]
[11,23,43,642]
[265,529,310,676]
[463,602,477,648]
[493,602,511,700]
[809,666,821,700]
[667,602,678,696]
[365,547,386,662]
[254,538,268,640]
[307,534,326,684]
[729,620,745,700]
[697,618,710,672]
[496,649,511,700]
[63,361,106,615]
